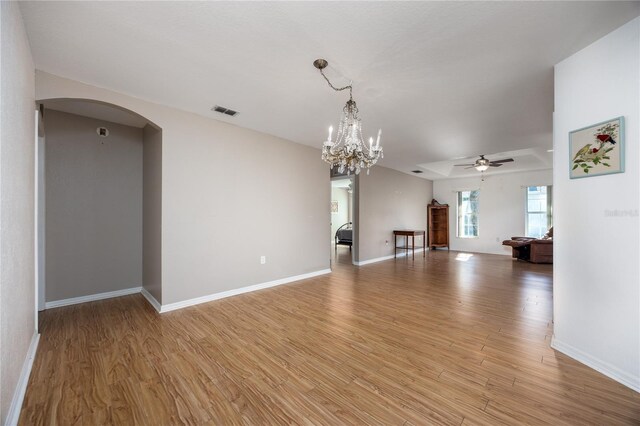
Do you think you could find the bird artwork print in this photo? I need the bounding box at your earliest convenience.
[572,121,620,174]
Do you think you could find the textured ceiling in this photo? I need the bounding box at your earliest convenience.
[19,1,640,178]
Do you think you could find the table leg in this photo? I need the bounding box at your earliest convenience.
[412,235,415,260]
[394,234,397,258]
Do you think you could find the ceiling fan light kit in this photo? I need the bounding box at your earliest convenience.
[455,154,514,173]
[314,59,383,175]
[474,157,490,172]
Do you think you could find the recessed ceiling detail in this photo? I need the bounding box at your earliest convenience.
[417,148,552,180]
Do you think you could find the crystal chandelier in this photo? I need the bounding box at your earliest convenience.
[314,59,383,175]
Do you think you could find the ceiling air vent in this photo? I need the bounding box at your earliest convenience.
[211,105,239,117]
[411,170,423,174]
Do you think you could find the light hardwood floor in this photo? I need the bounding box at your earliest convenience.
[20,250,640,425]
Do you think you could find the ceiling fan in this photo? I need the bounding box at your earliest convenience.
[454,155,514,172]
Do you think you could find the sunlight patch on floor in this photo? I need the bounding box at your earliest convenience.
[455,253,474,261]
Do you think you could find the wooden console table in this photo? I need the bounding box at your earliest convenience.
[393,230,426,259]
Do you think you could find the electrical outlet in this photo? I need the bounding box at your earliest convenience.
[260,256,266,264]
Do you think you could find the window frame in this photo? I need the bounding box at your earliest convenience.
[525,185,553,238]
[456,190,480,239]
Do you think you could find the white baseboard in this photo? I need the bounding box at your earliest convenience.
[551,335,640,393]
[157,269,331,313]
[354,254,395,266]
[45,286,142,309]
[141,287,161,312]
[354,248,426,266]
[5,333,40,426]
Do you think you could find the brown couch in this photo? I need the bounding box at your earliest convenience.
[502,228,553,264]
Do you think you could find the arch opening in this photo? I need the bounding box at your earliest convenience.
[35,98,163,316]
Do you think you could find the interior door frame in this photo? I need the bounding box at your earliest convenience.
[35,107,46,318]
[330,172,356,266]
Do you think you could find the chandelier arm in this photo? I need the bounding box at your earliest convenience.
[319,68,353,100]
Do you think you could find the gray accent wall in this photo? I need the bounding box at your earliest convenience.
[355,167,433,262]
[45,110,143,301]
[143,125,162,303]
[159,118,329,305]
[0,3,36,423]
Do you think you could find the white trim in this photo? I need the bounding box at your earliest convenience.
[354,248,426,266]
[354,254,395,266]
[141,287,162,313]
[5,333,40,426]
[158,269,331,313]
[551,335,640,393]
[45,286,142,309]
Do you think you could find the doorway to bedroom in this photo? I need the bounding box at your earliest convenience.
[330,176,355,266]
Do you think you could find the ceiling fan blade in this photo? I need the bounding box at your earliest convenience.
[454,163,474,167]
[464,166,476,170]
[489,163,503,167]
[490,158,514,164]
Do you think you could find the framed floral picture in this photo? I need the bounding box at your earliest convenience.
[330,201,338,213]
[569,116,624,179]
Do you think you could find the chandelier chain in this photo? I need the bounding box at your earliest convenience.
[318,68,353,101]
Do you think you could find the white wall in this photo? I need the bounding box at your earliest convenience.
[433,169,552,255]
[355,167,433,262]
[553,17,639,391]
[0,3,37,424]
[45,110,143,302]
[36,72,330,306]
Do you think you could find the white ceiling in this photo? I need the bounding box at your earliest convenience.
[19,1,640,178]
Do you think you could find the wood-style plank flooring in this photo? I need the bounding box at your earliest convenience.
[20,250,640,425]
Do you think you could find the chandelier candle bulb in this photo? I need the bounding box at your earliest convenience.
[328,126,333,141]
[376,129,381,149]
